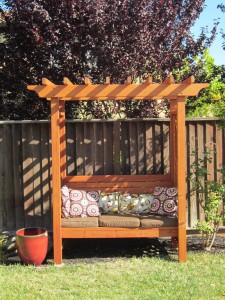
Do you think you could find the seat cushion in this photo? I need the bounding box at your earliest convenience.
[99,215,140,228]
[140,215,178,228]
[61,217,99,228]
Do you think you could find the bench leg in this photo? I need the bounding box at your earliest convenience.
[54,232,63,265]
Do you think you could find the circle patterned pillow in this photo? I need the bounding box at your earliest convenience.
[61,187,100,218]
[151,187,178,217]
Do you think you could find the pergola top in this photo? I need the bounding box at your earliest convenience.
[27,75,209,101]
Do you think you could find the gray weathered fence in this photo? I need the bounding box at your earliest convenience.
[0,118,224,230]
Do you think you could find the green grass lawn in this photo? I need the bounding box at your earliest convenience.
[0,253,224,300]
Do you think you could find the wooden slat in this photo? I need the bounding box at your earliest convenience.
[62,227,178,239]
[145,122,153,174]
[64,174,171,183]
[103,122,113,174]
[121,122,130,174]
[113,121,121,174]
[197,122,205,223]
[76,123,85,175]
[154,123,162,174]
[4,124,15,229]
[137,122,145,174]
[188,122,197,227]
[206,122,215,182]
[163,122,170,174]
[12,124,24,229]
[40,123,52,229]
[129,122,137,175]
[22,123,35,228]
[65,181,172,188]
[84,122,94,175]
[94,122,104,174]
[66,123,76,176]
[0,125,6,228]
[32,124,43,228]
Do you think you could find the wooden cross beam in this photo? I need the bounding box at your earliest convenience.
[28,76,209,101]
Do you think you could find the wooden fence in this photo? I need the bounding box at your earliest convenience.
[0,118,224,230]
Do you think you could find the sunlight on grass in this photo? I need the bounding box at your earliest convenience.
[0,253,224,300]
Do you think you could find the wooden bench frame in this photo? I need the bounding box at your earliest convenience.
[28,75,209,264]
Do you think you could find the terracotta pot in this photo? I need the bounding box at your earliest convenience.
[16,227,48,266]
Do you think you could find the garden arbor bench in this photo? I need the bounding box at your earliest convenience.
[28,75,209,264]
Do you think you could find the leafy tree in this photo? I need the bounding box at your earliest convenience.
[190,149,225,251]
[173,49,225,119]
[218,3,225,50]
[0,0,216,119]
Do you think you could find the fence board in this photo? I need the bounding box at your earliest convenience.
[4,124,15,229]
[113,121,121,174]
[22,123,35,228]
[137,122,145,174]
[41,123,52,229]
[103,122,113,174]
[76,123,85,175]
[12,124,24,229]
[0,125,6,228]
[121,122,130,175]
[66,123,76,176]
[0,119,224,230]
[32,124,42,228]
[145,122,153,174]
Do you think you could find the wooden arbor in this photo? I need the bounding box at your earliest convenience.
[28,75,209,264]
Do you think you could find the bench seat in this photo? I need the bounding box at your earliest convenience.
[61,214,178,228]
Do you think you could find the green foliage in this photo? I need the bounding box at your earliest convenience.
[189,148,225,251]
[173,49,225,119]
[0,235,8,263]
[0,0,217,120]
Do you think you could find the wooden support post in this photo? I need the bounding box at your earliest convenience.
[177,96,187,262]
[170,100,177,186]
[51,98,62,265]
[59,100,66,180]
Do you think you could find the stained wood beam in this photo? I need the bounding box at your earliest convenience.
[126,76,132,84]
[181,76,195,84]
[84,76,92,85]
[27,81,209,101]
[144,76,153,84]
[42,78,55,86]
[105,76,110,84]
[163,75,175,84]
[63,77,73,85]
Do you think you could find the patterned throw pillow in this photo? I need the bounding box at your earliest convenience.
[61,186,70,218]
[98,193,119,214]
[119,194,154,214]
[69,190,100,218]
[150,187,178,217]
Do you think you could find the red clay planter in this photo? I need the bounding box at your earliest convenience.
[16,228,48,266]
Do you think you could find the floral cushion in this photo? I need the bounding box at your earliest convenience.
[98,193,119,214]
[119,194,154,214]
[70,190,100,217]
[150,187,178,217]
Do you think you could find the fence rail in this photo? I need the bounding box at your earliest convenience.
[0,119,224,230]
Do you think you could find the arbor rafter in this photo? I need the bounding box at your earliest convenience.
[27,76,209,101]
